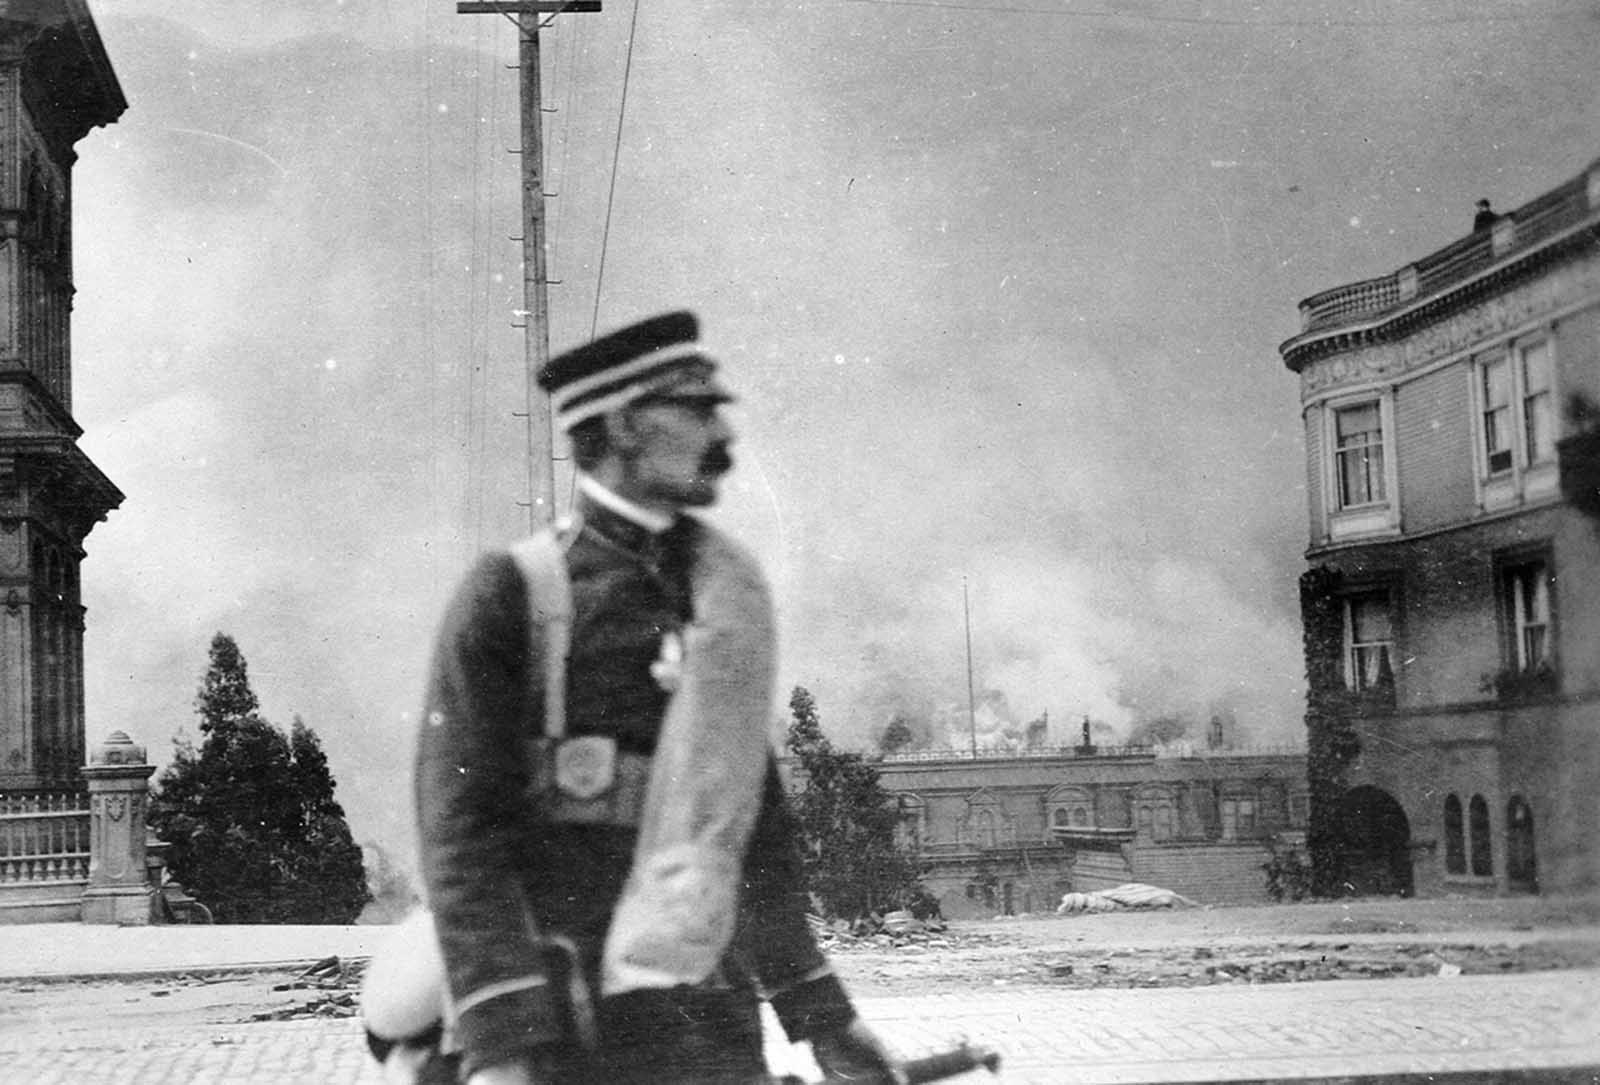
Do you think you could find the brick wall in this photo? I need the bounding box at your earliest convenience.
[1070,850,1132,894]
[1395,362,1474,533]
[1304,407,1324,541]
[1129,843,1273,905]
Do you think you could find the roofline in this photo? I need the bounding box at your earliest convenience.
[1280,155,1600,373]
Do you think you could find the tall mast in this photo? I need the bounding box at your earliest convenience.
[457,2,600,530]
[964,577,978,758]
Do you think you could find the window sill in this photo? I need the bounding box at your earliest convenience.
[1330,505,1398,540]
[1478,463,1559,512]
[1489,670,1561,703]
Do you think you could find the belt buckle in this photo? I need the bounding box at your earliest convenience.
[553,735,617,800]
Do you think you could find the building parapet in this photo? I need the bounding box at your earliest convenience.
[1282,156,1600,369]
[879,743,1304,764]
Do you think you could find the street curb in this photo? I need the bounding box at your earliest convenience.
[1213,1071,1600,1084]
[0,955,374,985]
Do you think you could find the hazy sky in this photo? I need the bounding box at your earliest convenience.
[68,0,1600,858]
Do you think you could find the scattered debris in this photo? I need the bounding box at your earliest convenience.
[249,956,366,1021]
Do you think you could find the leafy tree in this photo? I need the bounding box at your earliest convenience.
[877,714,916,755]
[785,687,926,920]
[150,633,370,924]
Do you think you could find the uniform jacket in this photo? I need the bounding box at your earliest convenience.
[415,493,853,1075]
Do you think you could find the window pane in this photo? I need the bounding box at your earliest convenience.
[1337,445,1385,504]
[1444,795,1465,875]
[1482,358,1511,407]
[1523,570,1550,623]
[1482,358,1514,473]
[1485,407,1513,472]
[1334,403,1387,506]
[1525,391,1554,463]
[1469,795,1492,876]
[1520,342,1550,394]
[1347,593,1395,692]
[1509,562,1552,671]
[1336,402,1381,440]
[1350,595,1392,640]
[1523,626,1547,668]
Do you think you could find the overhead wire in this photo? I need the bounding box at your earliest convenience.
[841,0,1593,27]
[420,0,441,589]
[588,0,643,339]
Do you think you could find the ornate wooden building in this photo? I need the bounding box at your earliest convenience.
[0,1,124,792]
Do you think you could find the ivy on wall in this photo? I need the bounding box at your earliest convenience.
[1299,565,1362,897]
[1558,392,1600,524]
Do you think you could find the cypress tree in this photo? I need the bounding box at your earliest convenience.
[150,633,371,923]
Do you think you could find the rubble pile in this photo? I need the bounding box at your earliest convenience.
[249,956,364,1022]
[809,910,998,953]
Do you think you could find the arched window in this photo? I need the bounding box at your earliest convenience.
[1505,795,1537,893]
[1051,808,1071,828]
[1468,794,1492,876]
[1443,794,1465,874]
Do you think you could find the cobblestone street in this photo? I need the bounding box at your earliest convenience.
[4,965,1598,1083]
[5,899,1600,1083]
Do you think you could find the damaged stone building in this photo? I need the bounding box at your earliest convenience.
[1282,155,1600,899]
[874,738,1308,919]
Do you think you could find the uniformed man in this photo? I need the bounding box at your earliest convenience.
[382,312,903,1084]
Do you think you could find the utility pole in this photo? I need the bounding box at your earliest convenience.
[457,2,601,530]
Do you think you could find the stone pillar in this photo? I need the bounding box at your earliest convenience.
[81,731,156,925]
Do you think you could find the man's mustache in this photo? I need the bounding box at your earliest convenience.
[700,446,733,476]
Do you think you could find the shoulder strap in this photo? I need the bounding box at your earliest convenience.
[507,524,575,740]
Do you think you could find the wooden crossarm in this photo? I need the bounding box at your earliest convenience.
[456,2,602,13]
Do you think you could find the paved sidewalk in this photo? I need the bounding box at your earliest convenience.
[0,923,390,981]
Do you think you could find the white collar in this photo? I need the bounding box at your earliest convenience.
[577,474,675,534]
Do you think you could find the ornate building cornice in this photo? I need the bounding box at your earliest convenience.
[1284,223,1600,383]
[1281,156,1600,380]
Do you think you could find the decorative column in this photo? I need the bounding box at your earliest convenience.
[80,731,155,925]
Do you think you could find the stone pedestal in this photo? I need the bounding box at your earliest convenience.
[80,731,156,925]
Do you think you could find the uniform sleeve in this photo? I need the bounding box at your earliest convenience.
[739,760,857,1042]
[414,553,563,1075]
